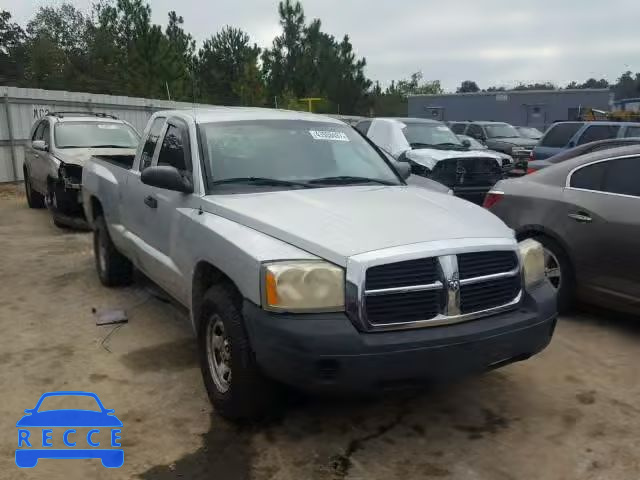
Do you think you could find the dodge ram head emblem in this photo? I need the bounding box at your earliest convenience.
[447,272,460,292]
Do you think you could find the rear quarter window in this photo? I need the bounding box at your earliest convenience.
[623,126,640,138]
[570,162,606,190]
[577,125,621,145]
[540,123,583,147]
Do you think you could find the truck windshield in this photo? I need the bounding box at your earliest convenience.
[401,123,464,148]
[55,122,140,149]
[485,124,520,139]
[199,120,402,189]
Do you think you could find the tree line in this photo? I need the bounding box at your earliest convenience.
[2,1,640,116]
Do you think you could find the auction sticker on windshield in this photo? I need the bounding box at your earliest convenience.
[309,130,350,141]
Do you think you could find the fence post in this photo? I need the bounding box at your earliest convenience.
[3,93,18,182]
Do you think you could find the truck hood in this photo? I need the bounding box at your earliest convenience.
[202,186,513,266]
[405,148,502,170]
[55,147,137,167]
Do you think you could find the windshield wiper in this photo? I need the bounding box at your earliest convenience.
[435,142,465,148]
[308,176,396,186]
[90,145,134,148]
[210,177,316,188]
[410,142,437,149]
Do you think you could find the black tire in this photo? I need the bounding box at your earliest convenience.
[533,235,575,314]
[24,168,45,209]
[198,284,280,421]
[93,215,133,286]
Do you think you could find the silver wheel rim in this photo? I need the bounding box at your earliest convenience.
[543,247,562,290]
[98,231,108,274]
[206,315,231,393]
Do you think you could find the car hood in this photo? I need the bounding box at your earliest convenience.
[487,137,537,148]
[55,148,137,167]
[16,410,123,427]
[405,148,502,170]
[202,186,513,266]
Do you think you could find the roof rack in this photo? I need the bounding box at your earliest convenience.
[49,111,118,120]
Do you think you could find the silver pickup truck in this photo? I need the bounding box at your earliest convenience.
[82,108,557,420]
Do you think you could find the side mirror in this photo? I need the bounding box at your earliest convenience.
[394,161,411,180]
[32,140,48,152]
[461,139,471,148]
[141,166,193,193]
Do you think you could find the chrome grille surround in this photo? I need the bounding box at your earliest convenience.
[345,238,523,332]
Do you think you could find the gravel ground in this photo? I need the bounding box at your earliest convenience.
[0,183,638,480]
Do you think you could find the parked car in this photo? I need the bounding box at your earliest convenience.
[357,117,505,204]
[532,121,640,161]
[23,112,139,227]
[528,137,640,172]
[83,108,557,420]
[461,121,537,164]
[515,126,544,140]
[486,145,640,314]
[456,134,515,171]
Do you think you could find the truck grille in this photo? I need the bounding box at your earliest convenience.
[362,251,521,329]
[430,157,503,187]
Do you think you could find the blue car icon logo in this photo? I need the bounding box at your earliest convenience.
[16,391,123,468]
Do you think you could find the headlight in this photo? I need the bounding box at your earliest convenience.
[262,261,345,312]
[518,239,546,290]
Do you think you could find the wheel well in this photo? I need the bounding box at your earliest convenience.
[90,196,103,220]
[192,262,241,330]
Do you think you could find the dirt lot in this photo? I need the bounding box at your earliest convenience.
[0,183,639,480]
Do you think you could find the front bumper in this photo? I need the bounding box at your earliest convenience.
[243,282,557,393]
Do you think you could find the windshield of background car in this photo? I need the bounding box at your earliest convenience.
[402,123,462,146]
[198,120,401,188]
[485,123,520,138]
[518,127,543,139]
[54,122,140,149]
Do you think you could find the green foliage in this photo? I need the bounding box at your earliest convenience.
[197,26,262,105]
[262,0,370,114]
[3,2,639,112]
[457,80,479,93]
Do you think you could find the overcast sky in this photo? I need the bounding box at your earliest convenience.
[4,0,640,91]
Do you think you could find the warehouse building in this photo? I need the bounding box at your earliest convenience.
[408,89,613,131]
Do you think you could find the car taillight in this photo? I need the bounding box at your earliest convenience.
[483,191,504,209]
[526,167,537,174]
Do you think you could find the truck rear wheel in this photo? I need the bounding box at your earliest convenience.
[198,284,280,421]
[93,215,133,286]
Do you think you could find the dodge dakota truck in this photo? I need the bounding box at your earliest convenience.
[82,108,557,420]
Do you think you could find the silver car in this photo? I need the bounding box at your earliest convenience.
[23,112,139,227]
[487,145,640,314]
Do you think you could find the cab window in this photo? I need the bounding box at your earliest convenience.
[602,157,640,197]
[32,121,45,141]
[577,125,620,145]
[140,117,166,171]
[157,121,191,174]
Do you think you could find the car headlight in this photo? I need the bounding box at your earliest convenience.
[518,239,546,290]
[262,261,345,312]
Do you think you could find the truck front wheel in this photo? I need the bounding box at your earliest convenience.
[198,284,280,421]
[94,215,133,286]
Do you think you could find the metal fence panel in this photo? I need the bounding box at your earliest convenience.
[0,86,215,182]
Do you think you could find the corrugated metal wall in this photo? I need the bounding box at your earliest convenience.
[0,86,214,182]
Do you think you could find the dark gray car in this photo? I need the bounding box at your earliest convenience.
[528,137,640,172]
[486,145,640,314]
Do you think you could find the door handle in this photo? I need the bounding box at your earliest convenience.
[568,212,592,223]
[144,195,158,209]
